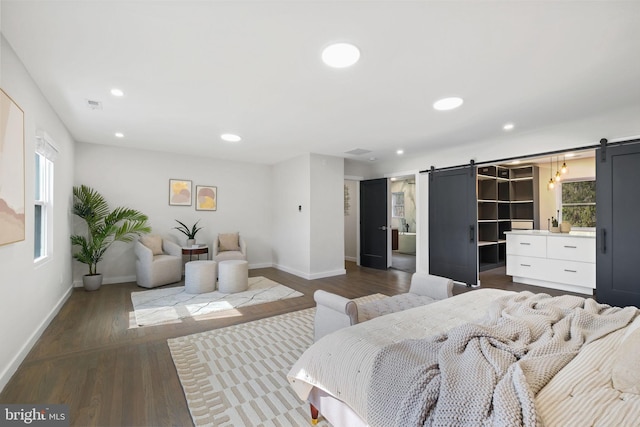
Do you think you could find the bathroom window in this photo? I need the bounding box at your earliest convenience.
[392,192,404,218]
[560,179,596,228]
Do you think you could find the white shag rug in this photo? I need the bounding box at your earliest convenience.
[131,276,303,327]
[168,294,386,427]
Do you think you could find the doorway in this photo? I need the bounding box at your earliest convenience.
[390,176,416,273]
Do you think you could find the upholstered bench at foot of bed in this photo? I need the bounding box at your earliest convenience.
[313,272,454,342]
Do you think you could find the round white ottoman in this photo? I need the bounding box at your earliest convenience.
[218,260,249,293]
[185,260,216,294]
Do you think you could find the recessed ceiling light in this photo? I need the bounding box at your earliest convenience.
[503,123,515,131]
[433,97,464,111]
[322,43,360,68]
[221,133,242,142]
[396,149,404,155]
[110,88,124,97]
[115,132,124,138]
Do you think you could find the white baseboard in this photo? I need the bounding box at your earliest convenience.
[73,274,137,287]
[273,264,346,280]
[248,262,273,270]
[0,285,73,393]
[72,265,274,287]
[273,264,308,279]
[344,256,357,262]
[72,261,340,287]
[308,269,347,280]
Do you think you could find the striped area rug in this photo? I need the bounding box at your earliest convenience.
[168,293,386,427]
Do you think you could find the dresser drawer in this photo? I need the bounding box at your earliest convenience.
[546,259,596,288]
[506,255,547,281]
[547,236,595,263]
[506,234,546,258]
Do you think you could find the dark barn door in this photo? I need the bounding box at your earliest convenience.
[360,178,388,270]
[429,166,478,285]
[596,142,640,307]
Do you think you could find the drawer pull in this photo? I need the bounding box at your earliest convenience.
[519,242,531,246]
[520,264,531,267]
[563,245,577,249]
[564,269,577,273]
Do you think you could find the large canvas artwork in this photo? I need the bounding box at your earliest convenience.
[0,89,25,246]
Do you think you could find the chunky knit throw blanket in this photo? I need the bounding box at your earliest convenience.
[367,292,638,427]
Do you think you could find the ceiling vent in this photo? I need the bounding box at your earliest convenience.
[345,148,372,156]
[86,99,103,110]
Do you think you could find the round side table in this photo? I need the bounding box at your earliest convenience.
[182,246,209,262]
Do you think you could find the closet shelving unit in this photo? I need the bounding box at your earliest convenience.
[477,165,538,271]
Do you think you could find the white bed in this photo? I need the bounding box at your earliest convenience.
[287,289,640,426]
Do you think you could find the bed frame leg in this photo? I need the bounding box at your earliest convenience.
[310,403,319,425]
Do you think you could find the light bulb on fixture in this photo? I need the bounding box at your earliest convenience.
[555,157,561,182]
[548,158,555,190]
[561,155,568,174]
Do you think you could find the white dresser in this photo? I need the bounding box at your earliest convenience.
[505,230,596,295]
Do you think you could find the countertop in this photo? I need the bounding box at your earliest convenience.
[505,230,596,238]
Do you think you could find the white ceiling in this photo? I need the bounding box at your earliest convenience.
[2,1,639,165]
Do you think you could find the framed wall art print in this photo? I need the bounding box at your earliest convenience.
[169,179,192,206]
[196,185,217,211]
[0,89,25,246]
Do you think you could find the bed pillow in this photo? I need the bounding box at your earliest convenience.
[611,327,640,394]
[140,235,163,255]
[219,233,240,251]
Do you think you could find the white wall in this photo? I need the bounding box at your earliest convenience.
[369,105,639,178]
[344,158,374,179]
[271,154,311,277]
[0,35,76,391]
[73,142,273,284]
[272,153,346,279]
[310,154,345,278]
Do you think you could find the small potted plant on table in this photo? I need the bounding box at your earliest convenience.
[174,220,203,247]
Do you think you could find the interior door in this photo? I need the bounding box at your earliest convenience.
[429,166,478,285]
[360,178,388,270]
[596,142,640,307]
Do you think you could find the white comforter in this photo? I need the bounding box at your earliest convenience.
[287,288,514,422]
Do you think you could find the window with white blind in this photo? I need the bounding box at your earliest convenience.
[34,133,57,262]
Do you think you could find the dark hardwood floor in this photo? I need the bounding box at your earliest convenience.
[0,262,588,426]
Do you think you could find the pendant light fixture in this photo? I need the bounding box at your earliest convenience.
[561,155,568,174]
[548,157,555,190]
[555,156,561,182]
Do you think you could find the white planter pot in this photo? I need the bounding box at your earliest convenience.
[83,274,103,291]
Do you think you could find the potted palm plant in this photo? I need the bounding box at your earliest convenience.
[174,219,203,246]
[71,185,151,291]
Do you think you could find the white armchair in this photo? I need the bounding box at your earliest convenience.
[313,272,454,341]
[213,233,247,263]
[134,235,183,288]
